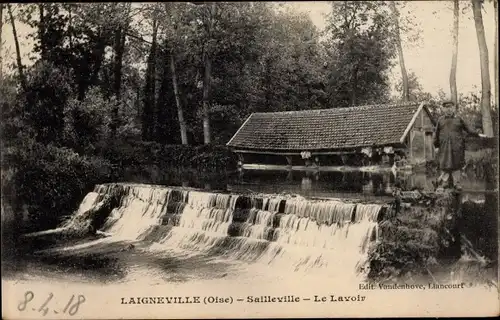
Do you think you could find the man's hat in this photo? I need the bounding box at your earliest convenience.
[442,100,455,107]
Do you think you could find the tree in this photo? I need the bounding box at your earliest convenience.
[1,3,4,82]
[389,1,409,102]
[201,2,216,144]
[7,4,27,91]
[166,9,189,145]
[258,8,326,112]
[170,54,188,145]
[394,71,433,102]
[324,1,395,107]
[494,0,498,108]
[22,61,73,145]
[110,3,132,135]
[141,11,159,141]
[471,0,494,136]
[450,0,459,108]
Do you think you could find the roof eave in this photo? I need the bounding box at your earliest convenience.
[230,142,407,154]
[226,113,254,146]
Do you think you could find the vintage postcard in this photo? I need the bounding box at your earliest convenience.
[1,1,499,319]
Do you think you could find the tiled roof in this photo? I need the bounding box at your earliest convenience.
[227,102,427,151]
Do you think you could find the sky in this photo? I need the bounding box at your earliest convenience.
[290,1,498,99]
[1,1,498,99]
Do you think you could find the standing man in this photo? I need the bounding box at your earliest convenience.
[433,101,486,190]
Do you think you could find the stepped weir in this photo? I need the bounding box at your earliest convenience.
[58,183,389,277]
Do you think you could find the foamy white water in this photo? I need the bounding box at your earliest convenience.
[47,184,385,279]
[103,187,170,239]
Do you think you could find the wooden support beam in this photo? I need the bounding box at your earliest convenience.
[421,112,427,161]
[340,154,349,165]
[313,156,320,167]
[237,153,244,167]
[408,133,413,162]
[231,148,406,157]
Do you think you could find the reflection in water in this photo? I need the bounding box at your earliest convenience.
[119,165,491,201]
[229,169,491,201]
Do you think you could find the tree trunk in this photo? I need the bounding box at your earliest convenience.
[7,4,26,91]
[88,38,106,88]
[38,4,47,61]
[150,18,159,139]
[471,0,494,137]
[201,2,215,145]
[110,30,122,132]
[68,4,73,52]
[79,29,107,101]
[494,0,498,109]
[0,4,4,82]
[151,6,162,127]
[110,9,129,135]
[112,3,131,99]
[141,19,158,141]
[389,2,409,102]
[112,29,126,118]
[350,65,359,106]
[450,0,459,108]
[170,54,188,145]
[202,49,212,144]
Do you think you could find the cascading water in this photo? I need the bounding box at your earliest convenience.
[61,183,385,278]
[102,186,171,239]
[148,191,240,253]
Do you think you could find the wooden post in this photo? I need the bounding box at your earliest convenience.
[237,153,244,167]
[408,133,413,164]
[431,136,434,160]
[314,156,320,167]
[421,112,427,161]
[341,154,349,165]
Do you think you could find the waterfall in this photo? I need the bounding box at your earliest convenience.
[65,183,384,277]
[139,191,241,253]
[59,191,101,230]
[241,208,275,240]
[102,186,171,239]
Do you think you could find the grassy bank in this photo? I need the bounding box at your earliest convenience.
[367,190,498,284]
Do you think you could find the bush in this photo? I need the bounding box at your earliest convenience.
[94,139,237,172]
[163,144,237,171]
[21,61,73,145]
[3,141,115,232]
[63,87,112,153]
[367,204,443,282]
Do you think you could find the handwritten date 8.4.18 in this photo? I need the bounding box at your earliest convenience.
[17,291,86,316]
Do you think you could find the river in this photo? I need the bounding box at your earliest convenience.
[2,168,498,318]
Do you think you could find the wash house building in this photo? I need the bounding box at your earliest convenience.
[226,102,436,168]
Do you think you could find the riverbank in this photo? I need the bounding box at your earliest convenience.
[367,188,498,286]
